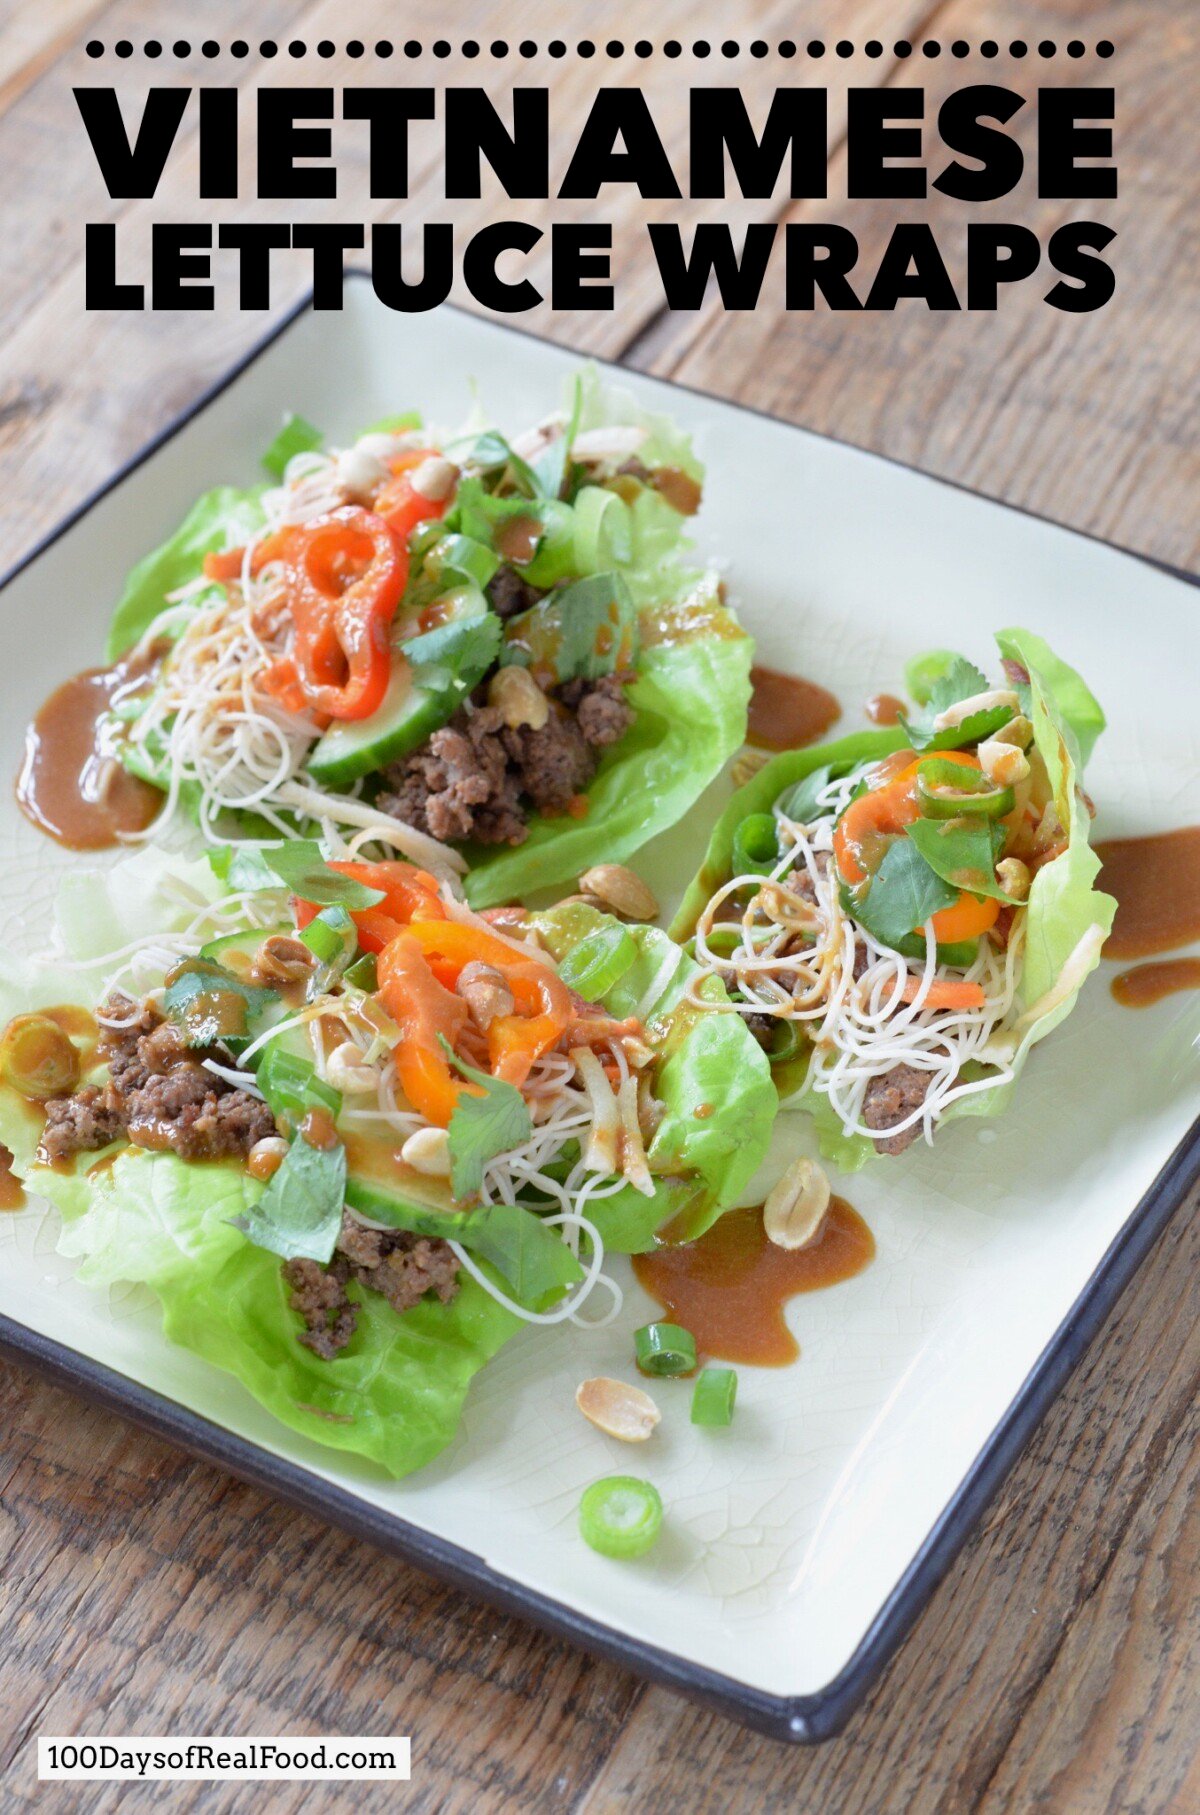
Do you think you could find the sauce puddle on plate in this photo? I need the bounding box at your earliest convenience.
[17,646,166,849]
[0,1144,25,1212]
[865,692,906,726]
[1095,826,1200,960]
[1111,957,1200,1010]
[747,667,841,753]
[632,1199,874,1368]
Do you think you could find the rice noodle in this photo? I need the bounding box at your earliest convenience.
[690,759,1031,1148]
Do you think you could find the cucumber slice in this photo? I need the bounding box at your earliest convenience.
[307,584,491,788]
[198,924,293,981]
[343,1131,466,1236]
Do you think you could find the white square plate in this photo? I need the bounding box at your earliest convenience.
[2,285,1197,1740]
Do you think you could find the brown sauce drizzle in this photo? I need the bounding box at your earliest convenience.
[865,692,906,727]
[17,645,165,850]
[747,667,842,753]
[494,515,542,566]
[632,1199,874,1368]
[0,1144,25,1211]
[651,467,703,516]
[301,1106,340,1151]
[1095,826,1200,959]
[1111,957,1200,1010]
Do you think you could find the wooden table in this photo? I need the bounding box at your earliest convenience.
[1,4,1197,1808]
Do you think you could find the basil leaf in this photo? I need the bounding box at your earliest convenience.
[461,1201,585,1306]
[208,845,283,893]
[902,655,1013,753]
[232,1133,346,1264]
[260,841,386,908]
[441,1040,532,1201]
[262,413,323,481]
[906,817,1018,904]
[163,958,277,1049]
[851,838,958,949]
[501,572,637,684]
[777,764,833,825]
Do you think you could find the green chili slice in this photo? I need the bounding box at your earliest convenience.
[764,1019,801,1065]
[691,1368,738,1428]
[731,812,781,877]
[635,1322,697,1377]
[917,760,1014,821]
[579,1476,664,1559]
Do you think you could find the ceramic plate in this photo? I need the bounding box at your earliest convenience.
[1,285,1197,1741]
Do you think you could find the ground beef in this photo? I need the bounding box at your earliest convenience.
[377,673,635,847]
[38,1087,125,1163]
[862,1063,932,1156]
[486,565,543,620]
[37,992,277,1165]
[282,1212,460,1358]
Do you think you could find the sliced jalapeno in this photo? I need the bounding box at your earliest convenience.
[917,759,1014,821]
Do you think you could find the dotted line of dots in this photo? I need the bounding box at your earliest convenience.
[85,38,1116,62]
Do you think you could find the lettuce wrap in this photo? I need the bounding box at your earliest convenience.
[671,628,1116,1170]
[101,370,752,908]
[0,845,775,1475]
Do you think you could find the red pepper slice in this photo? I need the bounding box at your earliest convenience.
[374,448,454,541]
[294,860,446,952]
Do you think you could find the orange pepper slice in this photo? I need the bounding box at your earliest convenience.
[294,860,446,953]
[376,933,471,1127]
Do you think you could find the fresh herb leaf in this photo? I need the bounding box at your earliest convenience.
[460,1201,584,1306]
[258,841,386,908]
[400,611,502,679]
[501,572,637,684]
[208,845,285,893]
[163,958,276,1049]
[851,838,959,949]
[777,764,834,825]
[440,1039,532,1202]
[453,431,540,498]
[902,656,1014,754]
[903,648,958,707]
[232,1133,346,1264]
[906,816,1018,904]
[531,377,583,501]
[262,413,323,480]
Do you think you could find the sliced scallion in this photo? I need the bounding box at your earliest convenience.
[559,924,637,999]
[731,812,781,878]
[690,1368,738,1428]
[635,1322,697,1377]
[300,905,356,965]
[343,953,379,994]
[579,1476,664,1559]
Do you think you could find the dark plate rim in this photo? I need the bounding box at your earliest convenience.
[1,279,1197,1744]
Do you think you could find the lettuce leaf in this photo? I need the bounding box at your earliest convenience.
[106,485,267,660]
[463,587,752,906]
[532,901,776,1248]
[671,632,1115,1169]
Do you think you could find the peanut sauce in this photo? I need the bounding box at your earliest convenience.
[747,667,842,753]
[651,467,703,516]
[494,515,541,566]
[632,1199,874,1368]
[16,646,165,849]
[0,1144,24,1211]
[1111,957,1200,1010]
[1095,826,1200,959]
[300,1106,340,1151]
[865,692,906,726]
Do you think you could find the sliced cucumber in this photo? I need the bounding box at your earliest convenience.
[307,584,491,788]
[198,924,292,981]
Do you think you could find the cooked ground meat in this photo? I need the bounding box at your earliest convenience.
[486,564,543,620]
[37,992,277,1166]
[282,1212,460,1358]
[377,673,635,847]
[862,1063,932,1156]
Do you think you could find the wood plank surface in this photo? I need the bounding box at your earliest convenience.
[0,2,1196,1809]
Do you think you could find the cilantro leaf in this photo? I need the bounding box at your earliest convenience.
[531,376,583,501]
[163,958,277,1050]
[452,431,540,498]
[901,656,1015,753]
[258,841,386,908]
[851,838,959,949]
[501,572,638,685]
[905,816,1019,904]
[400,611,502,679]
[232,1133,346,1264]
[461,1202,585,1306]
[208,844,283,893]
[441,1040,533,1202]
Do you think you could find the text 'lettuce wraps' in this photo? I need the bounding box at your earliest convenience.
[0,847,775,1476]
[670,630,1116,1170]
[99,369,751,906]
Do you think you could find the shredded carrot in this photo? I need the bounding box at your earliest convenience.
[898,976,986,1011]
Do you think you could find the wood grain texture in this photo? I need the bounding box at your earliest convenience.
[0,2,1196,1809]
